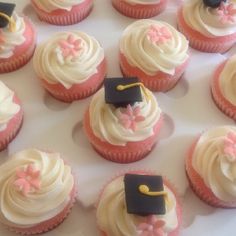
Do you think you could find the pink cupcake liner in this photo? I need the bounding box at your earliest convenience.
[40,59,106,103]
[31,0,93,25]
[120,52,189,92]
[97,170,182,236]
[186,137,236,208]
[112,0,167,18]
[177,8,236,53]
[9,178,77,234]
[84,109,163,163]
[0,95,23,151]
[0,17,36,73]
[211,61,236,121]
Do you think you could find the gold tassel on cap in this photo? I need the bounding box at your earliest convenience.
[0,12,16,32]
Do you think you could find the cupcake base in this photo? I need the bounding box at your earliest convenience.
[120,52,189,92]
[177,8,236,53]
[9,183,77,235]
[0,17,36,73]
[84,110,163,163]
[112,0,167,19]
[31,0,93,25]
[0,95,23,151]
[40,59,106,103]
[211,61,236,121]
[186,138,236,208]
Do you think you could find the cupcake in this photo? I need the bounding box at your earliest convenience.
[211,55,236,120]
[0,81,23,151]
[0,3,36,73]
[177,0,236,53]
[0,148,76,234]
[112,0,167,19]
[84,77,163,163]
[33,31,106,102]
[96,172,181,236]
[186,126,236,208]
[31,0,93,25]
[119,19,189,92]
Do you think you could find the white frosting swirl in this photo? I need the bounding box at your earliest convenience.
[33,31,104,89]
[0,81,20,132]
[120,19,189,76]
[218,56,236,105]
[182,0,236,37]
[123,0,160,5]
[0,13,26,59]
[33,0,85,13]
[89,87,161,146]
[0,149,74,228]
[96,176,178,236]
[192,126,236,202]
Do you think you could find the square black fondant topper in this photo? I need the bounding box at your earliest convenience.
[104,77,142,107]
[124,174,166,216]
[0,2,15,28]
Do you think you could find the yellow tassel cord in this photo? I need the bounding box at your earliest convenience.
[0,12,16,32]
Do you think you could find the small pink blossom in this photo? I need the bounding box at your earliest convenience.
[224,132,236,162]
[147,25,172,44]
[14,164,41,196]
[58,34,82,59]
[217,2,236,24]
[118,104,145,131]
[137,215,166,236]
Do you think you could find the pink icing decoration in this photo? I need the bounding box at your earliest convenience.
[14,164,41,196]
[118,104,145,131]
[147,25,172,44]
[137,215,166,236]
[58,34,82,59]
[224,132,236,162]
[217,2,236,24]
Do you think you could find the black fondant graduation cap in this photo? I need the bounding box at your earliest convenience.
[104,77,142,107]
[0,2,15,28]
[124,174,166,216]
[203,0,225,8]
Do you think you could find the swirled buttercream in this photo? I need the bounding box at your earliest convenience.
[32,0,85,13]
[33,31,104,89]
[123,0,160,5]
[0,81,20,132]
[218,56,236,105]
[0,149,74,228]
[120,19,189,75]
[0,13,26,59]
[96,176,178,236]
[89,87,161,146]
[192,126,236,202]
[182,0,236,37]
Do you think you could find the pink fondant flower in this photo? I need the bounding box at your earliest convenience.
[14,164,41,196]
[137,215,166,236]
[147,25,172,44]
[118,104,145,131]
[217,2,236,24]
[224,132,236,162]
[58,34,82,59]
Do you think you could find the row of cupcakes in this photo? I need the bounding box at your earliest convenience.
[1,0,236,74]
[1,54,235,157]
[0,124,236,236]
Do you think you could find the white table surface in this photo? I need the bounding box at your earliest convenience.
[0,0,235,235]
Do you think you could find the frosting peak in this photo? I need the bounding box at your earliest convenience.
[120,19,189,76]
[33,31,105,89]
[0,149,74,227]
[0,81,20,132]
[182,0,236,37]
[192,126,236,202]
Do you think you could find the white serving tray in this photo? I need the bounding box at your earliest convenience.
[0,0,235,235]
